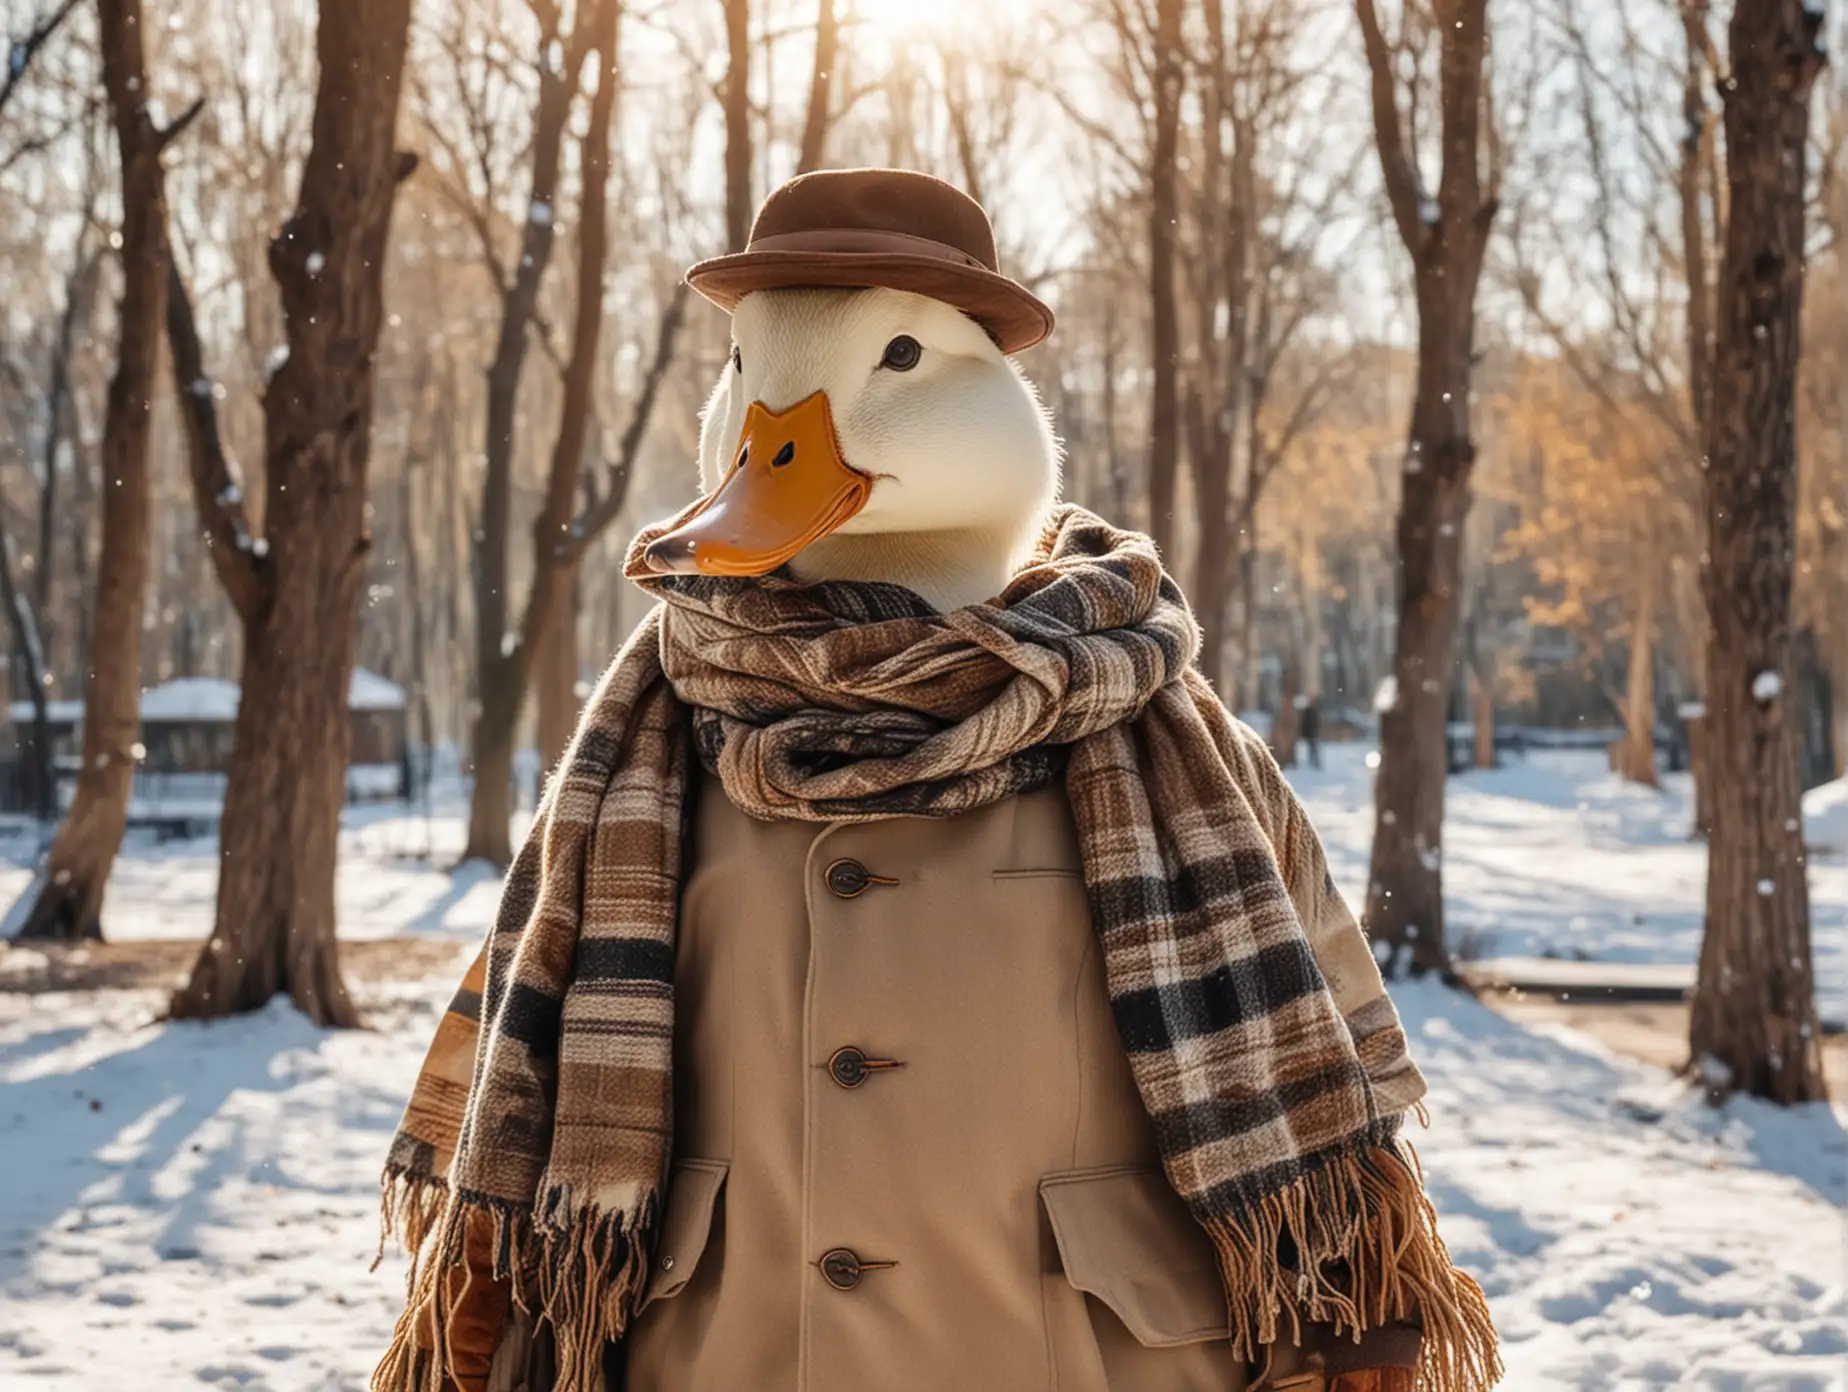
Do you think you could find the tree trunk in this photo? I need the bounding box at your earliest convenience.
[1365,424,1474,976]
[1194,141,1254,695]
[1145,0,1182,563]
[1471,661,1494,771]
[1686,0,1826,1105]
[1356,0,1495,980]
[15,0,170,942]
[170,0,411,1025]
[1271,662,1301,769]
[723,0,753,253]
[1676,0,1719,825]
[536,570,581,773]
[35,250,92,665]
[0,520,55,823]
[460,8,589,864]
[795,0,836,176]
[1620,551,1660,787]
[1237,522,1259,713]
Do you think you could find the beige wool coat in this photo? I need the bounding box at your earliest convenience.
[449,768,1408,1392]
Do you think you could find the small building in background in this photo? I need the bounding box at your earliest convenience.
[0,670,411,819]
[346,669,410,800]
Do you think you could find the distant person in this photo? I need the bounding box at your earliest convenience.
[1299,694,1322,769]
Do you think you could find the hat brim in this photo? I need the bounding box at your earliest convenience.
[685,250,1054,354]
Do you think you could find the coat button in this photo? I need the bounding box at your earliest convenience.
[825,859,868,897]
[829,1046,868,1088]
[823,858,896,898]
[818,1247,895,1290]
[820,1248,863,1290]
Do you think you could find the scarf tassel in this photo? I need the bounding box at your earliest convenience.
[372,1172,659,1392]
[1203,1140,1502,1392]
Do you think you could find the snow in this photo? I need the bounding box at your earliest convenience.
[5,699,84,725]
[1752,670,1783,702]
[1804,778,1847,854]
[1373,674,1400,713]
[1288,747,1848,1023]
[304,252,325,275]
[1,748,1843,1388]
[128,672,408,725]
[347,669,407,713]
[138,678,242,724]
[1462,956,1694,1000]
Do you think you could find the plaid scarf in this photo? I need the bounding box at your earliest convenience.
[376,505,1498,1392]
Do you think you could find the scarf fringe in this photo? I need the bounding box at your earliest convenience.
[372,1174,658,1392]
[373,1170,449,1273]
[1204,1139,1502,1392]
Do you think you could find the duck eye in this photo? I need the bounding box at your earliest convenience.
[731,344,742,374]
[880,334,921,372]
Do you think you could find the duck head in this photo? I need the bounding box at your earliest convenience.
[642,286,1060,612]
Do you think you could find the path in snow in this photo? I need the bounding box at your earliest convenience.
[1,747,1842,1388]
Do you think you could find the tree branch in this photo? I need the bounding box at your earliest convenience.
[165,254,267,622]
[564,280,690,559]
[153,96,205,152]
[0,0,81,120]
[1354,0,1427,255]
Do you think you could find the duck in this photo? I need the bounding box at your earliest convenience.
[611,171,1419,1392]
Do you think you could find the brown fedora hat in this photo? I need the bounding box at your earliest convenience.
[685,168,1054,354]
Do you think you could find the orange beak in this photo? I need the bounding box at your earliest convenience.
[642,391,871,576]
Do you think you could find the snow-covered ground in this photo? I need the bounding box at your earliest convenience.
[2,747,1843,1388]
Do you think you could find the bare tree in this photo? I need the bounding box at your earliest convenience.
[1687,0,1827,1104]
[1505,0,1713,795]
[1146,0,1183,562]
[1355,0,1499,977]
[15,0,196,940]
[464,0,692,859]
[459,1,600,866]
[2,224,98,824]
[169,0,413,1025]
[476,0,619,796]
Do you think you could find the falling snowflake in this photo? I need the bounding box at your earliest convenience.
[1374,676,1400,713]
[1756,878,1775,896]
[1751,670,1782,701]
[529,201,554,227]
[305,252,326,275]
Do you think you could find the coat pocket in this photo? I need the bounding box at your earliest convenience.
[1038,1166,1229,1348]
[637,1158,729,1311]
